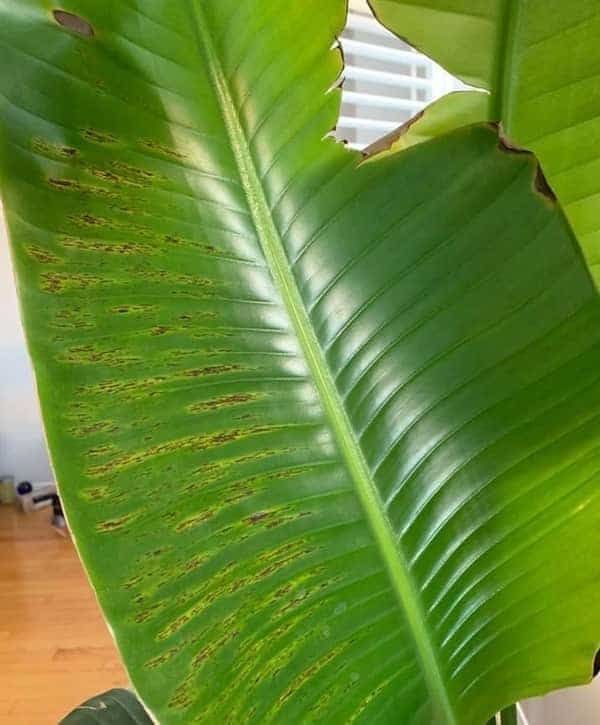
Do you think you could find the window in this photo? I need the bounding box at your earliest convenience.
[336,0,467,150]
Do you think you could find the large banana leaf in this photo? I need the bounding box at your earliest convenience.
[1,2,599,723]
[369,0,600,285]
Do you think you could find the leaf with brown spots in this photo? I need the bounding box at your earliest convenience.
[1,2,600,725]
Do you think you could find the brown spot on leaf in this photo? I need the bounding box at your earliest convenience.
[210,430,242,445]
[167,682,193,710]
[83,129,117,144]
[164,234,218,255]
[40,271,99,294]
[188,392,259,413]
[96,513,135,533]
[61,237,150,255]
[71,213,105,227]
[144,644,184,670]
[75,421,118,438]
[184,364,242,378]
[141,139,187,161]
[62,343,139,367]
[52,10,94,38]
[49,178,77,190]
[134,602,165,624]
[83,486,109,501]
[90,167,142,187]
[175,510,215,532]
[248,511,269,525]
[110,304,157,315]
[26,245,60,264]
[87,430,240,476]
[112,161,157,182]
[33,138,78,158]
[87,443,116,458]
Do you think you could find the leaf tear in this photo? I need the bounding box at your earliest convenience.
[363,109,425,158]
[495,122,529,156]
[495,123,556,202]
[534,164,557,202]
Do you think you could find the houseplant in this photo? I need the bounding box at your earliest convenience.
[1,1,599,723]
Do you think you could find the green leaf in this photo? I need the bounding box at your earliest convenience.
[363,91,491,157]
[1,2,599,724]
[499,704,517,725]
[60,690,152,725]
[370,0,600,285]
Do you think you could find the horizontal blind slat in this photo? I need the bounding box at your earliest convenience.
[344,65,433,91]
[344,10,399,37]
[342,90,424,112]
[336,9,466,151]
[338,116,400,132]
[341,37,424,66]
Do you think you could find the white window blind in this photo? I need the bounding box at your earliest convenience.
[336,1,467,151]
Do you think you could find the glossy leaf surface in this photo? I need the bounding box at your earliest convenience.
[370,0,600,284]
[1,2,599,723]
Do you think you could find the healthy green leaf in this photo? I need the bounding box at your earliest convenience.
[1,2,599,724]
[61,689,152,725]
[370,0,600,285]
[363,91,490,157]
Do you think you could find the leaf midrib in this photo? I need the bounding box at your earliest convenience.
[492,0,521,125]
[189,2,456,722]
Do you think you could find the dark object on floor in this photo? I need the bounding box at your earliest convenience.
[51,494,68,536]
[16,480,57,513]
[60,689,152,724]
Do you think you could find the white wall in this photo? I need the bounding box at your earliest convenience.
[521,678,600,725]
[0,208,52,483]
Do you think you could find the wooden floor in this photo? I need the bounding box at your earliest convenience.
[0,504,127,724]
